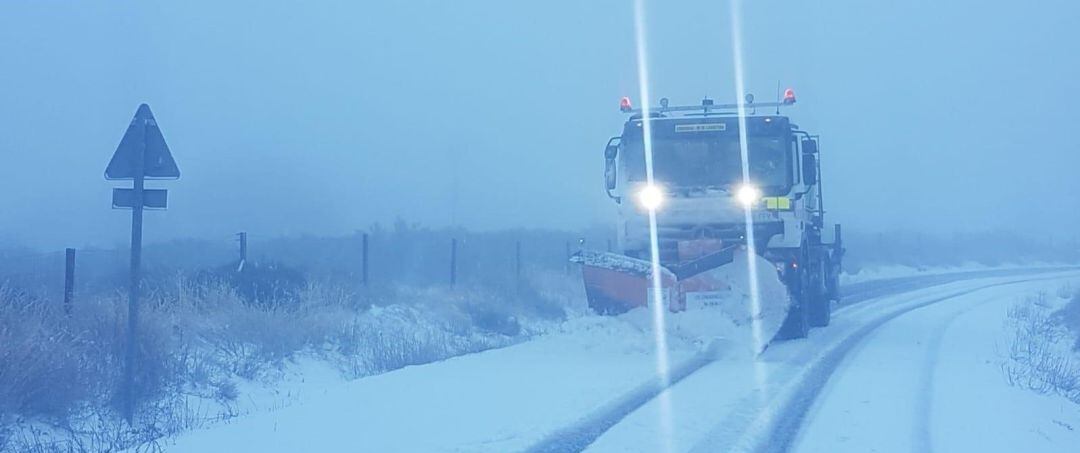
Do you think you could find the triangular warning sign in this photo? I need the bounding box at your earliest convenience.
[105,104,180,180]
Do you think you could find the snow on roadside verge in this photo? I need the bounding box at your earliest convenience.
[1001,282,1080,405]
[156,257,783,452]
[145,266,1073,452]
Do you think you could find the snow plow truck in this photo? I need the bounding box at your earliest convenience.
[572,91,843,340]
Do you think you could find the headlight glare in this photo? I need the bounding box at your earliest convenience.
[636,184,664,211]
[736,184,762,207]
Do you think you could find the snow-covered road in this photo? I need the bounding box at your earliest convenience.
[570,272,1080,452]
[161,269,1080,453]
[791,279,1080,453]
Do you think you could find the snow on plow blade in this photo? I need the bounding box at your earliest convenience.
[571,248,794,346]
[571,251,673,314]
[570,247,739,315]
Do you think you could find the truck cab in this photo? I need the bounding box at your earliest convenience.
[607,112,824,260]
[591,94,843,338]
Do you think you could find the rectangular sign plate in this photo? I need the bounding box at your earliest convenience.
[112,188,168,209]
[685,291,725,310]
[675,123,727,133]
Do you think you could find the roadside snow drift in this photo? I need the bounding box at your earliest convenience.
[160,255,786,452]
[161,268,1080,453]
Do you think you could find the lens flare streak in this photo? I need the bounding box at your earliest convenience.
[633,0,675,450]
[728,0,770,395]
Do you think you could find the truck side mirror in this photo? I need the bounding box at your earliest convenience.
[803,153,818,185]
[801,139,818,154]
[604,143,619,160]
[604,139,619,191]
[605,158,617,190]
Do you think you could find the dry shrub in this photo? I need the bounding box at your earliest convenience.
[1053,290,1080,351]
[0,286,98,420]
[1002,291,1080,403]
[1,273,573,451]
[331,303,513,379]
[0,285,190,452]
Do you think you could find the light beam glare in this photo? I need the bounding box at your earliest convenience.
[729,0,769,395]
[633,0,674,450]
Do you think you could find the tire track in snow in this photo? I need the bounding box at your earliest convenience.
[679,286,970,453]
[523,341,725,453]
[737,274,1078,453]
[701,289,986,453]
[907,283,1016,452]
[911,300,970,453]
[520,269,1076,453]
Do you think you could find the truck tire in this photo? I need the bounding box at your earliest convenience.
[808,291,831,327]
[776,263,811,340]
[808,261,831,327]
[778,299,809,340]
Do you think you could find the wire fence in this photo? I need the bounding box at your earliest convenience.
[0,224,616,306]
[5,225,1078,308]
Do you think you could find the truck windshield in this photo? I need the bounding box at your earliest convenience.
[623,135,792,190]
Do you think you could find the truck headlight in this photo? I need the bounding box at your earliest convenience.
[736,184,762,207]
[636,184,665,211]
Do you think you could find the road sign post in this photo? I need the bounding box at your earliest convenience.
[124,142,145,423]
[105,104,180,422]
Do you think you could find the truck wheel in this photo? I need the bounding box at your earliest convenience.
[808,265,831,327]
[778,299,809,340]
[777,269,810,340]
[808,292,831,327]
[775,249,812,341]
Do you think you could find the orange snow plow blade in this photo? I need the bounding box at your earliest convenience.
[571,246,738,315]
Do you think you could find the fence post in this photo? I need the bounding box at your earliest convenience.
[450,238,458,288]
[565,241,571,275]
[515,240,522,293]
[362,233,369,287]
[64,248,75,315]
[237,232,248,271]
[607,238,613,253]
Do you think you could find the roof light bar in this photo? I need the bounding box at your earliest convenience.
[619,89,799,115]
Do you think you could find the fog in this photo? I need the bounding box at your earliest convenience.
[2,0,1077,250]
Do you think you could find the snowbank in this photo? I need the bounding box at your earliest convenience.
[158,254,788,452]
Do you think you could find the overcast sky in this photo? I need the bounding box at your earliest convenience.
[1,0,1077,249]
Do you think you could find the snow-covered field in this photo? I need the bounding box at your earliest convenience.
[155,269,1080,452]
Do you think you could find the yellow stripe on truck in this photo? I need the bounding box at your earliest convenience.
[763,197,792,210]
